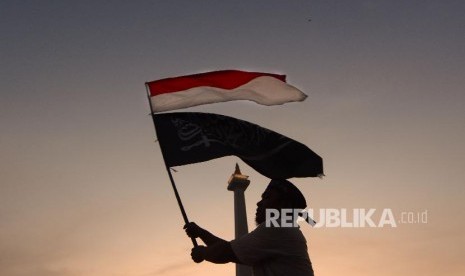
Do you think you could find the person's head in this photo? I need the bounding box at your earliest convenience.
[255,179,307,225]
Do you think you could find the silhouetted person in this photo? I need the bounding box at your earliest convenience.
[184,179,315,276]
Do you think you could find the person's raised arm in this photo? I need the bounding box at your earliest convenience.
[184,222,225,246]
[184,222,239,264]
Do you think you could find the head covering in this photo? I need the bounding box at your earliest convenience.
[266,179,307,209]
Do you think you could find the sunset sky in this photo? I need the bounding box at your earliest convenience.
[1,1,464,275]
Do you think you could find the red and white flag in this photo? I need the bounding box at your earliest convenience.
[146,70,307,112]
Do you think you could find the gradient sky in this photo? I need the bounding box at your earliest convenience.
[1,1,464,275]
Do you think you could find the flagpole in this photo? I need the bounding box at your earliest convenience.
[145,83,198,247]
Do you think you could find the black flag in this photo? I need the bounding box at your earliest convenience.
[153,112,323,179]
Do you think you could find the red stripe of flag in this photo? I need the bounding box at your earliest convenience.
[147,70,286,96]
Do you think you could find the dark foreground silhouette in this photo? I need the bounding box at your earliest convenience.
[184,179,315,276]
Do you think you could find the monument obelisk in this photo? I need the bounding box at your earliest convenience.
[228,164,253,276]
